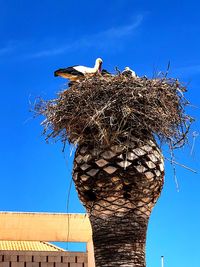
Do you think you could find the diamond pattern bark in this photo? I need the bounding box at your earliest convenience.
[73,138,164,267]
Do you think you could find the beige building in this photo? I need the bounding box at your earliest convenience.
[0,212,95,267]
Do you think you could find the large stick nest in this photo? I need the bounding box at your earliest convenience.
[35,74,193,149]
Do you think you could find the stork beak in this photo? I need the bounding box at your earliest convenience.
[98,62,102,73]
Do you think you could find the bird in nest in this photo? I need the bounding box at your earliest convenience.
[122,67,138,78]
[101,69,112,77]
[54,58,103,82]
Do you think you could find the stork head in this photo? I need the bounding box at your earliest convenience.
[96,58,103,63]
[124,66,137,77]
[95,58,103,72]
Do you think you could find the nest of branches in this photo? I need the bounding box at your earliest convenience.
[35,74,193,149]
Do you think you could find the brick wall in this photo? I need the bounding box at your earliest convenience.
[0,251,88,267]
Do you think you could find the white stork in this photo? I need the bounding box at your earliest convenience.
[122,67,137,78]
[54,58,103,81]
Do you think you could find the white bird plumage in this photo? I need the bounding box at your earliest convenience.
[54,58,103,82]
[73,58,103,74]
[122,67,137,78]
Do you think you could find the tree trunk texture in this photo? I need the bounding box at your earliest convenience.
[73,137,164,267]
[90,213,147,266]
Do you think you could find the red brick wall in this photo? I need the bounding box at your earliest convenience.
[0,251,87,267]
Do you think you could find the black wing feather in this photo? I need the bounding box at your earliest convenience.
[54,67,84,77]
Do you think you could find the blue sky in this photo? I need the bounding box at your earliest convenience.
[0,0,200,266]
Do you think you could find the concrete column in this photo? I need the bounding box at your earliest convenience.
[87,240,95,267]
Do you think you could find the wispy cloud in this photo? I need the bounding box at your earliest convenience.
[96,15,143,39]
[30,44,74,58]
[29,15,144,58]
[0,15,144,60]
[0,42,17,56]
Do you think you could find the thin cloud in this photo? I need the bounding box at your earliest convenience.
[29,41,82,59]
[97,15,143,39]
[31,45,73,58]
[1,15,144,59]
[29,15,144,58]
[0,42,17,56]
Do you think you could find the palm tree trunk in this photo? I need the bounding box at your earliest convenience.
[90,213,148,267]
[73,138,164,267]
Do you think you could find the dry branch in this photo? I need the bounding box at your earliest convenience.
[35,74,193,150]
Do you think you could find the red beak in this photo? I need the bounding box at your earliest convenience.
[98,62,102,73]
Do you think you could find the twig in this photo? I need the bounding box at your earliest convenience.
[164,61,171,77]
[165,157,197,174]
[115,67,121,75]
[169,142,180,192]
[190,131,199,156]
[35,74,193,152]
